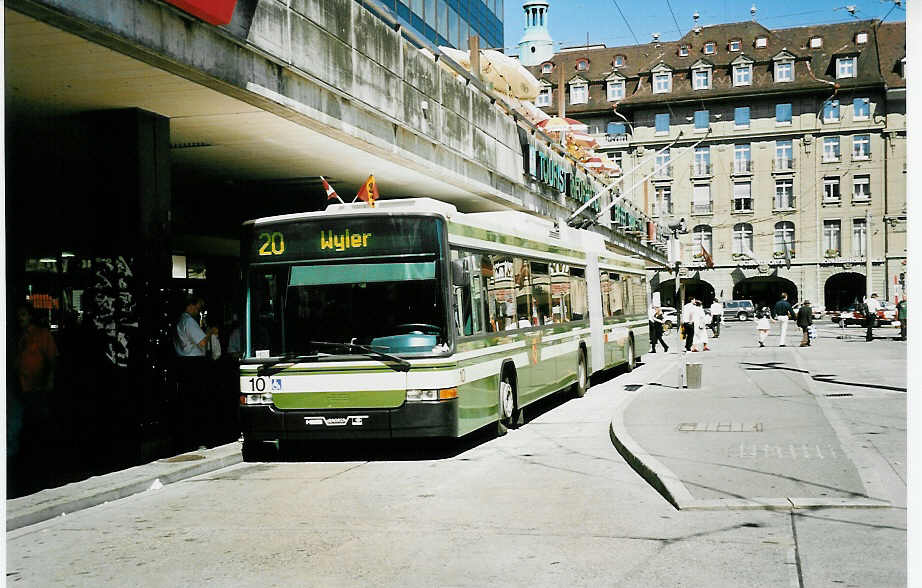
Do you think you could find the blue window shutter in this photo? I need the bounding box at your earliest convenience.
[694,110,709,129]
[655,113,670,132]
[735,107,750,126]
[607,122,626,134]
[776,103,792,122]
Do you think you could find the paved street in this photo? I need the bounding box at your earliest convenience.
[6,319,906,587]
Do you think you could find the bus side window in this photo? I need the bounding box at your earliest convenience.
[513,257,532,328]
[551,263,572,322]
[450,249,474,336]
[530,262,552,325]
[478,254,499,333]
[569,267,587,321]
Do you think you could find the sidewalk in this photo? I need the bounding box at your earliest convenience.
[609,320,906,510]
[6,443,243,531]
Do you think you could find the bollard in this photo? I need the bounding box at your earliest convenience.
[685,362,703,389]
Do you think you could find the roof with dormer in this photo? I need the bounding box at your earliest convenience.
[526,19,903,112]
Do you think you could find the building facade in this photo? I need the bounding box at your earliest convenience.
[527,19,906,310]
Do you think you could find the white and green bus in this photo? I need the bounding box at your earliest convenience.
[239,198,650,452]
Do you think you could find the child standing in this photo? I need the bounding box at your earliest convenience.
[756,307,772,347]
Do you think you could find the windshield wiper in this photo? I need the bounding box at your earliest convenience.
[251,352,325,375]
[307,341,411,372]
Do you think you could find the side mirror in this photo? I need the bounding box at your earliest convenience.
[451,259,470,287]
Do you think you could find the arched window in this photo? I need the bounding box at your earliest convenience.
[576,59,589,71]
[692,225,713,256]
[541,62,553,74]
[774,221,795,258]
[733,223,754,256]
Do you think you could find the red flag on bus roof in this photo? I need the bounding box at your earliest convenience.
[356,174,379,207]
[321,176,343,203]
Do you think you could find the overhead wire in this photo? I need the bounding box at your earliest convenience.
[608,0,641,45]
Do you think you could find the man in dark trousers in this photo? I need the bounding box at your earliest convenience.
[896,297,907,341]
[797,300,814,346]
[681,297,697,352]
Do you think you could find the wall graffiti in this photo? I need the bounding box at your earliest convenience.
[87,256,138,367]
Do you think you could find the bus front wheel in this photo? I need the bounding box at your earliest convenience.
[497,373,518,436]
[574,350,589,398]
[625,337,636,372]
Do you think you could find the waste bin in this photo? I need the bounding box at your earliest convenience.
[685,362,703,389]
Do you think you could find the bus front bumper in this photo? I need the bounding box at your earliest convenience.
[239,399,458,440]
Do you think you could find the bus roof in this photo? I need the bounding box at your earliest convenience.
[245,198,644,268]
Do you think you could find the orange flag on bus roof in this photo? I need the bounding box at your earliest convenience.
[356,174,379,207]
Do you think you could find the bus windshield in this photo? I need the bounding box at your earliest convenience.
[244,215,448,358]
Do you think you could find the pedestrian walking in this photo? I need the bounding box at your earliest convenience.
[896,297,907,341]
[648,305,669,353]
[863,293,880,341]
[797,300,814,346]
[756,307,772,347]
[681,298,697,352]
[691,300,710,352]
[772,293,794,346]
[709,299,723,338]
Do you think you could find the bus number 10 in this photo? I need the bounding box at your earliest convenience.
[258,231,285,256]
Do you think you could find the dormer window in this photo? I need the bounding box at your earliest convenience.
[569,78,588,104]
[704,41,716,55]
[856,32,868,44]
[614,55,626,67]
[810,36,823,48]
[773,52,795,83]
[606,75,626,101]
[693,68,711,90]
[541,62,553,74]
[755,36,768,48]
[653,71,672,93]
[729,39,741,52]
[836,56,857,79]
[576,59,589,71]
[733,59,753,86]
[679,45,689,57]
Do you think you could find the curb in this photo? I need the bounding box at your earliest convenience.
[608,354,892,511]
[7,443,243,532]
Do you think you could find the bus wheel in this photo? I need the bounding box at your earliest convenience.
[625,337,636,372]
[497,373,517,436]
[574,350,589,398]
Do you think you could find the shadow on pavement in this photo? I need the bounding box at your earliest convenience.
[740,361,906,393]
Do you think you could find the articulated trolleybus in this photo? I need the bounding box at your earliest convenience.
[239,198,650,452]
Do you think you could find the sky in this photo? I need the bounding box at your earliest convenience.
[501,0,906,53]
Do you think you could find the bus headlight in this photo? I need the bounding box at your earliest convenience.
[406,388,457,402]
[240,392,274,405]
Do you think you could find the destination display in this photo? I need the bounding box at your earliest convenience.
[244,215,442,261]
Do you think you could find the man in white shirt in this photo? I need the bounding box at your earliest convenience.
[710,299,723,338]
[173,295,220,450]
[681,298,697,352]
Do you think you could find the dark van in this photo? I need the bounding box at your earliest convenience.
[724,300,756,320]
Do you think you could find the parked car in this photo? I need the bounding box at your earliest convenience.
[831,304,865,326]
[831,301,897,326]
[723,300,756,321]
[877,301,898,325]
[792,302,825,320]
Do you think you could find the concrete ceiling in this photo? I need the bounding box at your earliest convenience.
[4,9,506,212]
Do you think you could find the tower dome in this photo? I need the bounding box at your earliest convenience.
[517,0,554,67]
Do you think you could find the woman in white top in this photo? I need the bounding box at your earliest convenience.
[691,300,710,352]
[756,307,773,347]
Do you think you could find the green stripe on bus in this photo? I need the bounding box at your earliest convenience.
[272,390,406,409]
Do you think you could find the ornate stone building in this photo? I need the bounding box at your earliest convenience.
[527,19,906,310]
